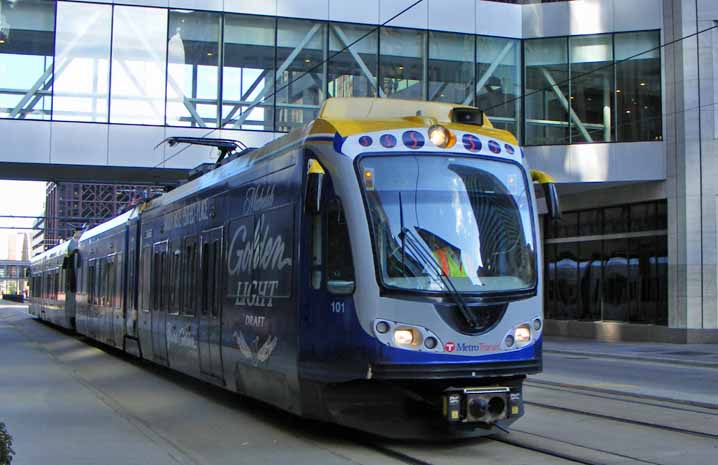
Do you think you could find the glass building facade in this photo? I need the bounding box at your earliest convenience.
[544,201,668,325]
[0,0,662,146]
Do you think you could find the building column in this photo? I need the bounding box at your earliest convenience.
[664,0,718,330]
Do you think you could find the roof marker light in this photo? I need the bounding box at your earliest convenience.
[428,125,455,149]
[359,135,373,147]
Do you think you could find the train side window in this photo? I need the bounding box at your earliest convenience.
[183,238,198,317]
[169,248,181,315]
[107,257,116,309]
[211,240,220,318]
[88,261,95,304]
[201,242,210,316]
[325,199,355,295]
[140,247,151,312]
[161,249,169,312]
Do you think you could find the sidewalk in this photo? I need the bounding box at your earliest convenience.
[544,337,718,368]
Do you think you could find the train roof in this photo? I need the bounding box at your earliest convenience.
[31,239,75,265]
[311,97,518,144]
[78,207,139,243]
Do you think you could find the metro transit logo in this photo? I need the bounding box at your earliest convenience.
[444,341,500,353]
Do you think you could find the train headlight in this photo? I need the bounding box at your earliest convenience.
[533,318,542,331]
[428,125,454,148]
[514,324,531,347]
[394,328,420,347]
[504,335,515,348]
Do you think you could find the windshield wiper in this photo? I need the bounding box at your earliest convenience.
[398,227,480,330]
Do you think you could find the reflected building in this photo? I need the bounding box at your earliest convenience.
[0,0,714,342]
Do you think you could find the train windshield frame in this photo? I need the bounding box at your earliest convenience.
[356,153,537,297]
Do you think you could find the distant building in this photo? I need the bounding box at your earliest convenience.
[0,231,30,296]
[43,182,164,250]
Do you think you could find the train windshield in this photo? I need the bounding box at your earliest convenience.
[359,154,536,295]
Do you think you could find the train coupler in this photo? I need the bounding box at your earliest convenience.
[442,386,522,425]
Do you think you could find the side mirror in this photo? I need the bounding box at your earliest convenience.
[531,169,561,220]
[305,159,325,215]
[542,182,561,220]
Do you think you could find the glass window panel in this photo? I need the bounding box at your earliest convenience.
[222,14,275,131]
[544,243,558,319]
[578,240,602,321]
[428,31,474,104]
[167,10,221,128]
[476,36,521,136]
[656,200,667,230]
[630,202,656,232]
[110,6,168,125]
[555,243,579,319]
[615,31,662,142]
[380,26,425,100]
[554,211,578,238]
[579,209,602,235]
[604,205,628,234]
[328,22,378,98]
[53,2,111,122]
[276,18,326,132]
[570,34,613,143]
[0,0,55,120]
[628,237,658,324]
[602,238,629,321]
[524,37,569,145]
[655,235,668,325]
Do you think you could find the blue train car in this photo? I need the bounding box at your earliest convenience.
[32,98,560,438]
[29,239,77,330]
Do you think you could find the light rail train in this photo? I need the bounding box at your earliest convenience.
[29,98,560,438]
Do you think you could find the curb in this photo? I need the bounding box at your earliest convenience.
[544,348,718,369]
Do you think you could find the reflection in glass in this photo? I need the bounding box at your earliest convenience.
[222,14,275,131]
[554,211,578,238]
[602,239,628,321]
[555,243,578,319]
[578,240,602,320]
[578,209,602,236]
[524,37,569,145]
[428,31,474,104]
[359,155,536,294]
[604,206,628,234]
[328,23,378,98]
[53,2,111,122]
[615,31,662,142]
[110,6,168,125]
[476,36,521,136]
[544,201,668,325]
[380,27,426,100]
[570,34,613,143]
[0,0,55,119]
[276,18,326,132]
[167,10,221,128]
[544,244,558,319]
[630,202,656,232]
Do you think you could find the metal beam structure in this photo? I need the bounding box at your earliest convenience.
[232,23,322,128]
[540,67,593,143]
[464,41,515,106]
[330,24,385,98]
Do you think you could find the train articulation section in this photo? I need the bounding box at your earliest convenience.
[29,97,559,438]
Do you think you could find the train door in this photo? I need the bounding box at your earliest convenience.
[301,154,357,368]
[151,241,169,364]
[198,227,224,380]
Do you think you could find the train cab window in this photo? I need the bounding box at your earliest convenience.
[326,199,355,295]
